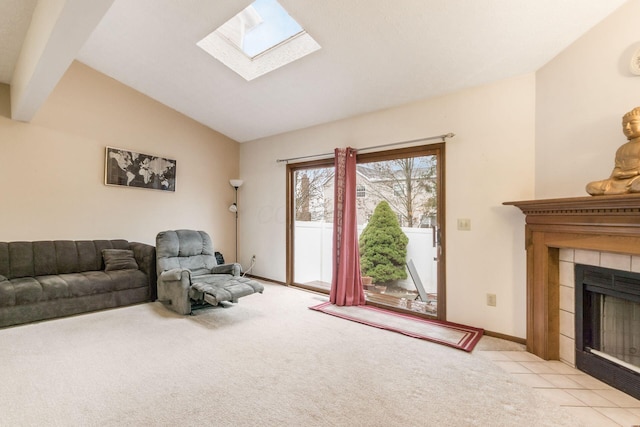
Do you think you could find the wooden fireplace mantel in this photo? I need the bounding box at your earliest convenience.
[504,193,640,360]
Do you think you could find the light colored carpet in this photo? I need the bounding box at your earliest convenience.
[0,282,580,426]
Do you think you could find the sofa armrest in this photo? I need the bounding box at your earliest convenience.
[129,242,157,300]
[211,263,241,276]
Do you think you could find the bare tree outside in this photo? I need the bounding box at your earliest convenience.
[294,167,334,221]
[357,156,437,227]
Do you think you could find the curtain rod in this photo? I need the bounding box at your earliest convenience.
[276,132,454,164]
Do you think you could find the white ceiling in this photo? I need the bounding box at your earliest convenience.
[0,0,629,142]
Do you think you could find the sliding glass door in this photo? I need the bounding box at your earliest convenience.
[287,144,445,319]
[289,163,335,292]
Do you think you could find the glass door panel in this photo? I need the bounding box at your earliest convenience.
[356,153,441,317]
[292,166,335,292]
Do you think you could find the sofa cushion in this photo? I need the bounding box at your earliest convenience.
[38,275,72,300]
[8,242,35,278]
[55,241,81,274]
[33,241,58,276]
[67,272,115,296]
[105,269,148,291]
[11,277,42,305]
[77,241,101,271]
[102,249,139,271]
[0,280,15,307]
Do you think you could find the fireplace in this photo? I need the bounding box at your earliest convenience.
[505,193,640,397]
[575,264,640,399]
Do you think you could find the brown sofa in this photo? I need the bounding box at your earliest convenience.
[0,239,156,328]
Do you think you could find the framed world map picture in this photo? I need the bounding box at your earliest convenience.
[105,146,176,192]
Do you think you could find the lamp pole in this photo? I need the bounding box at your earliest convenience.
[233,185,238,262]
[229,179,243,262]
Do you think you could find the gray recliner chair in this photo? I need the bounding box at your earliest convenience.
[155,229,264,315]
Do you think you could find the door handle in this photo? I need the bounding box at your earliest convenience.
[432,225,441,261]
[431,225,437,247]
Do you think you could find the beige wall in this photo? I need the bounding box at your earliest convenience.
[240,74,536,337]
[0,61,240,253]
[536,0,640,198]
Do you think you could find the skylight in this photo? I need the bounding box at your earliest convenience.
[224,0,304,58]
[197,0,321,81]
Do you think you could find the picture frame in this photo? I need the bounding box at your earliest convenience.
[104,146,176,192]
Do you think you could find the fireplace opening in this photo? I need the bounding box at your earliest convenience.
[575,264,640,400]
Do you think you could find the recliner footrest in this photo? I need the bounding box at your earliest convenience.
[192,277,264,306]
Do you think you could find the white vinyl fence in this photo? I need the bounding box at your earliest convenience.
[294,221,437,293]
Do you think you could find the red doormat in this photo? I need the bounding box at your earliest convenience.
[310,302,483,352]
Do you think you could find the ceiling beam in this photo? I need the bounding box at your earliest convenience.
[10,0,115,122]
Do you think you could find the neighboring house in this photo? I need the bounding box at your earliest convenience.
[295,160,437,228]
[351,161,438,228]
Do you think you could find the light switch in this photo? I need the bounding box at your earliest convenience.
[457,218,471,231]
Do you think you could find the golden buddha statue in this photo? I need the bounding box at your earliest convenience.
[587,107,640,195]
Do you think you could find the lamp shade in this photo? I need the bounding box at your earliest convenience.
[229,179,244,188]
[229,203,238,213]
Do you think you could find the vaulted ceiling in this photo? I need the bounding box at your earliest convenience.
[0,0,629,142]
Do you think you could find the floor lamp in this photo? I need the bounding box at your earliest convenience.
[229,179,243,262]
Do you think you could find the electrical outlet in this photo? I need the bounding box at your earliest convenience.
[486,293,497,307]
[457,218,471,231]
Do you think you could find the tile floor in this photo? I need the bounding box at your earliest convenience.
[478,349,640,427]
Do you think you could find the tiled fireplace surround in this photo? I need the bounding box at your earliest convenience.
[557,248,640,366]
[506,193,640,372]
